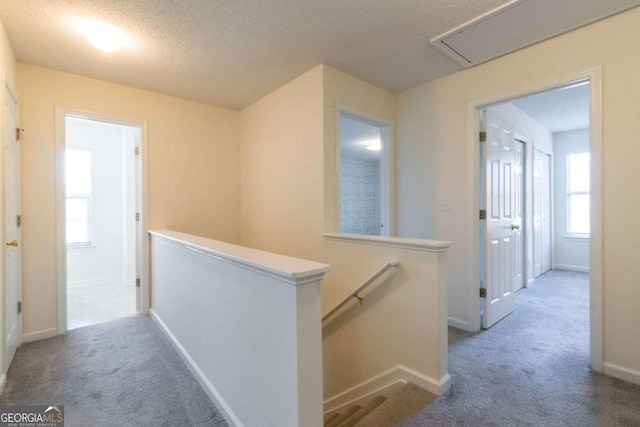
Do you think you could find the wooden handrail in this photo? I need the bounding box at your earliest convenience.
[322,260,399,323]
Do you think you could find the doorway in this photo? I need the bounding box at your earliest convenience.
[469,68,602,370]
[60,114,143,330]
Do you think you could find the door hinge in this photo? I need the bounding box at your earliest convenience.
[16,128,22,141]
[479,131,487,142]
[135,212,140,222]
[134,146,139,156]
[479,209,486,220]
[479,288,487,298]
[136,278,140,287]
[16,214,21,227]
[17,301,22,314]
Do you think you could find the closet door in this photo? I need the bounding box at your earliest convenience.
[533,149,552,277]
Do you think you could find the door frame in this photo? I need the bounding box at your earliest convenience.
[54,107,150,334]
[466,67,603,371]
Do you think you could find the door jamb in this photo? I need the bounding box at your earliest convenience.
[55,107,150,334]
[466,67,603,372]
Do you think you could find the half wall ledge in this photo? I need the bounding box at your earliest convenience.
[149,229,330,285]
[323,233,452,253]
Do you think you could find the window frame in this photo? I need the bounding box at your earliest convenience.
[566,152,590,239]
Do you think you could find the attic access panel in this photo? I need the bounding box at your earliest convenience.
[430,0,640,67]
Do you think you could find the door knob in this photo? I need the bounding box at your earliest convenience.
[510,225,520,231]
[5,240,18,247]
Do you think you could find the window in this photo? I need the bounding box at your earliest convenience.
[338,110,390,236]
[66,149,92,246]
[567,152,590,236]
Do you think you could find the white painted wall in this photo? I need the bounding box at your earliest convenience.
[66,117,137,288]
[553,128,590,272]
[150,230,329,427]
[486,103,553,290]
[395,7,640,379]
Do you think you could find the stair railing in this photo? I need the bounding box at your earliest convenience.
[322,260,399,323]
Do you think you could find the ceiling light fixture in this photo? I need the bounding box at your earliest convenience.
[79,20,130,53]
[365,140,381,151]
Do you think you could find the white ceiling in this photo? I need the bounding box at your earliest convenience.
[510,82,590,133]
[0,0,511,110]
[0,1,633,111]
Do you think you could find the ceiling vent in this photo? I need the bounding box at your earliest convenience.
[430,0,640,68]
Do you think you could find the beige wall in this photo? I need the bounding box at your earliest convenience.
[396,7,640,373]
[240,65,448,401]
[17,64,241,337]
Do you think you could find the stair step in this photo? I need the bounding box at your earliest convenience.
[326,405,361,427]
[324,413,341,426]
[337,395,387,427]
[355,382,437,427]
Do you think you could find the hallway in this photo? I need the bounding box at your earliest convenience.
[402,270,640,426]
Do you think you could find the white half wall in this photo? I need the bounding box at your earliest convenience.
[553,128,590,272]
[150,230,329,427]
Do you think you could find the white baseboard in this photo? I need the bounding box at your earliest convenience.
[22,328,58,343]
[603,362,640,386]
[0,374,6,395]
[526,278,535,287]
[553,264,590,273]
[323,364,450,416]
[67,275,123,288]
[150,309,242,427]
[447,316,469,330]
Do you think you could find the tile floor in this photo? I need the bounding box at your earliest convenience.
[67,281,137,329]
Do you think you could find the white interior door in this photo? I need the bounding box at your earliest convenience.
[533,149,552,277]
[482,110,519,328]
[513,140,525,291]
[4,87,20,370]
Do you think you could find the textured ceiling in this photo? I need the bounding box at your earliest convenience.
[0,0,511,110]
[511,83,590,133]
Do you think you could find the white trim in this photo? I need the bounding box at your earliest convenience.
[151,309,241,427]
[55,108,150,334]
[323,364,450,415]
[447,316,469,330]
[22,328,58,343]
[323,233,451,252]
[150,230,329,286]
[0,374,6,395]
[603,362,640,386]
[553,264,589,273]
[467,67,603,372]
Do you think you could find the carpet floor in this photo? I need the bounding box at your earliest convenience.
[400,270,640,426]
[0,315,228,427]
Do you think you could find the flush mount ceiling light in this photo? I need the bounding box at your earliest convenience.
[364,139,381,151]
[78,19,131,53]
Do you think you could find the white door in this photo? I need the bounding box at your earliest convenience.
[513,140,525,291]
[482,111,519,328]
[533,149,551,277]
[4,87,20,370]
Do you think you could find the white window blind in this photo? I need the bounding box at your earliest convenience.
[66,149,92,246]
[567,152,590,236]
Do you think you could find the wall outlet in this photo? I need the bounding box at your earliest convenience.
[442,199,451,212]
